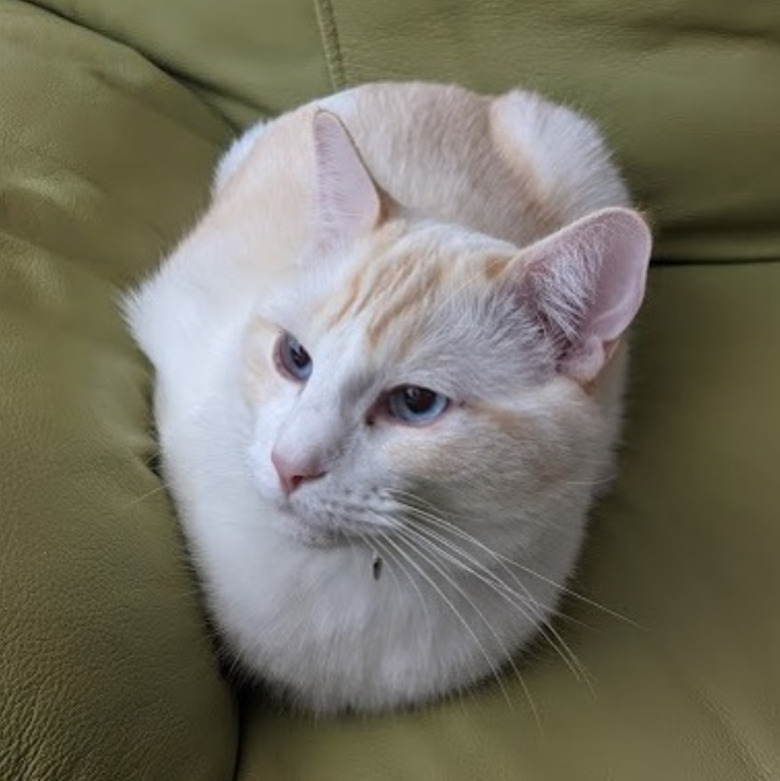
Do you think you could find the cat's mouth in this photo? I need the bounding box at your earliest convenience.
[277,497,387,549]
[276,504,347,548]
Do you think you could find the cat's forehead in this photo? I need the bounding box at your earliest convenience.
[317,222,516,341]
[297,222,550,394]
[257,220,550,396]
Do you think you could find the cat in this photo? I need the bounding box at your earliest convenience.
[125,82,652,714]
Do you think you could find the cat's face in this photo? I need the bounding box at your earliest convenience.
[230,111,651,550]
[241,219,595,547]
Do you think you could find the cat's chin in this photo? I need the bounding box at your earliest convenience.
[276,508,343,548]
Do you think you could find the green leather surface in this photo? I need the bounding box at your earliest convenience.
[29,0,780,264]
[28,0,332,127]
[238,260,780,780]
[0,4,237,778]
[2,0,779,779]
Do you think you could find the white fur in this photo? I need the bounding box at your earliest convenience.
[125,82,650,714]
[212,121,268,194]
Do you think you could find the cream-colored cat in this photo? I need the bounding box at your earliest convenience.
[126,82,651,714]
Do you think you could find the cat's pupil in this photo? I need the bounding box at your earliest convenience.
[277,332,313,382]
[403,386,435,413]
[386,384,449,423]
[289,340,309,369]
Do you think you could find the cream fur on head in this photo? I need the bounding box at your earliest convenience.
[125,82,652,714]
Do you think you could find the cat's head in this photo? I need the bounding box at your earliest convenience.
[242,112,652,548]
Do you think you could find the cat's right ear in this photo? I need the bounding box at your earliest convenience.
[312,111,384,255]
[510,207,652,384]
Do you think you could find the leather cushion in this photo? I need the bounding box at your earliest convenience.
[0,5,237,778]
[29,0,780,261]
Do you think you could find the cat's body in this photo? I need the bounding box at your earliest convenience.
[126,82,651,714]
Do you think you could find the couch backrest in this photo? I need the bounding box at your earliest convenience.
[37,0,780,263]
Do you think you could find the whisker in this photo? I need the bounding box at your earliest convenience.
[388,489,638,628]
[390,525,544,725]
[377,530,519,715]
[399,516,592,689]
[393,502,552,623]
[369,530,435,638]
[121,482,172,511]
[401,512,549,619]
[388,491,625,692]
[387,486,567,533]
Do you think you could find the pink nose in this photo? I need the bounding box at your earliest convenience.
[271,450,326,495]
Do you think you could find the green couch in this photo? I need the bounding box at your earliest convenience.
[2,1,779,778]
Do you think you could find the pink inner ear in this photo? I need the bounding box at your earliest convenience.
[313,111,382,254]
[517,207,652,383]
[584,210,652,341]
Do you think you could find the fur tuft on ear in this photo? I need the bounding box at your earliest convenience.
[312,110,383,254]
[514,207,652,383]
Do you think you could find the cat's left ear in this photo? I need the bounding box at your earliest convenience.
[513,207,652,384]
[312,110,385,254]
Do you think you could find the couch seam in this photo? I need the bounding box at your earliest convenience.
[313,0,347,91]
[651,257,780,267]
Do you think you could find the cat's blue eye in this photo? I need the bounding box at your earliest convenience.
[386,385,449,424]
[275,332,313,382]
